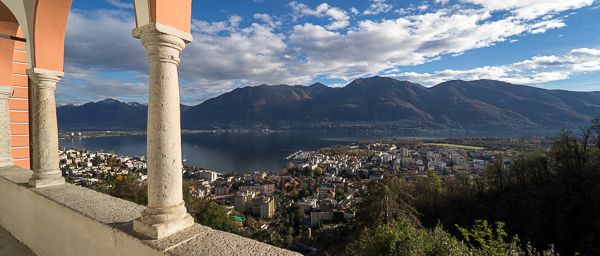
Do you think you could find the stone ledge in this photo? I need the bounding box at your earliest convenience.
[168,228,298,256]
[0,165,300,256]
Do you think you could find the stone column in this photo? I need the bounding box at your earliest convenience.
[0,86,14,167]
[28,68,65,187]
[132,23,194,240]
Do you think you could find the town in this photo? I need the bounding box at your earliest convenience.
[58,138,540,248]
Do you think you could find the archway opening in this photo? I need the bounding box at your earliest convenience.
[0,1,30,169]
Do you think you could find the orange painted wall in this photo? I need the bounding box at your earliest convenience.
[0,21,18,85]
[9,28,30,169]
[33,0,72,71]
[150,0,192,33]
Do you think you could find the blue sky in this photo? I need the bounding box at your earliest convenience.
[57,0,600,105]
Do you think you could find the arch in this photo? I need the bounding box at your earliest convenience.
[0,1,29,168]
[32,0,72,71]
[0,1,19,85]
[0,0,72,169]
[0,0,17,24]
[0,0,72,71]
[134,0,192,33]
[0,0,35,69]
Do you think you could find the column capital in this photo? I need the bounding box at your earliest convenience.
[0,86,13,99]
[27,68,63,91]
[132,22,193,43]
[135,24,189,65]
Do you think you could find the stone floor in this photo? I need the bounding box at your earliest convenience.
[0,225,35,256]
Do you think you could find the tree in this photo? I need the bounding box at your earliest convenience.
[456,220,557,256]
[312,167,324,178]
[282,161,294,175]
[288,188,299,199]
[348,218,474,256]
[355,174,418,228]
[347,217,427,256]
[110,175,147,205]
[457,220,510,256]
[183,186,240,234]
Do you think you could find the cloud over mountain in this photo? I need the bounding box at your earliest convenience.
[57,0,597,105]
[387,48,600,85]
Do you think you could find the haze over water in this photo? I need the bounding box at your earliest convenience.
[60,132,355,173]
[59,130,555,173]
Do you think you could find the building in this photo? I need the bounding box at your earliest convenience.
[196,170,218,182]
[310,211,334,227]
[234,190,257,213]
[239,182,276,195]
[297,198,318,211]
[252,196,275,219]
[243,172,254,181]
[235,191,275,219]
[259,196,275,219]
[310,210,354,227]
[316,184,336,199]
[214,184,232,196]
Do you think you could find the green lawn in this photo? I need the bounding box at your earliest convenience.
[422,143,484,150]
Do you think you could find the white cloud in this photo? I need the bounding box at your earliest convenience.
[288,2,350,30]
[182,22,298,84]
[417,4,429,12]
[58,67,149,105]
[192,20,230,34]
[64,9,146,73]
[61,8,309,104]
[58,1,596,104]
[528,19,566,34]
[386,48,600,85]
[461,0,594,19]
[191,15,245,34]
[253,13,281,28]
[363,0,393,15]
[228,15,243,28]
[105,0,132,9]
[286,7,568,80]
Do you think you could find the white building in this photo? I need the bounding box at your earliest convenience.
[197,170,218,182]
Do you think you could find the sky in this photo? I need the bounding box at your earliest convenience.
[57,0,600,105]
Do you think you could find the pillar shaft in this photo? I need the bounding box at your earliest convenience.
[133,23,193,240]
[145,31,185,212]
[28,68,64,187]
[0,86,13,167]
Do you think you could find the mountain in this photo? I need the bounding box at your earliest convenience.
[182,77,600,131]
[57,98,191,130]
[303,77,430,122]
[304,82,337,96]
[426,80,600,130]
[58,77,600,132]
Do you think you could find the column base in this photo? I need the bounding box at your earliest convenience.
[28,177,65,188]
[133,213,194,240]
[0,159,13,167]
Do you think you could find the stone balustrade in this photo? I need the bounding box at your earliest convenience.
[0,165,300,256]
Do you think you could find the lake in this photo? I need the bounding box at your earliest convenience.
[59,130,554,173]
[59,131,400,173]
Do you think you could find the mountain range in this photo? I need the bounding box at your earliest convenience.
[57,77,600,132]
